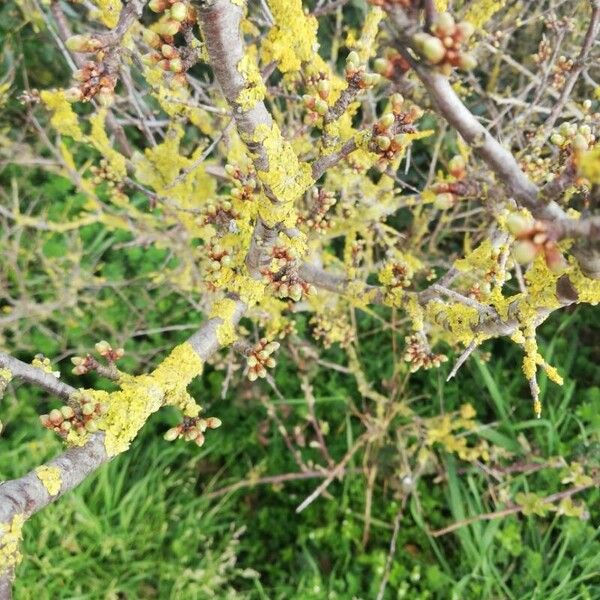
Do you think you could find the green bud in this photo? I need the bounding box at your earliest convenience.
[375,135,391,151]
[170,1,187,21]
[512,240,538,264]
[169,58,183,73]
[505,213,530,236]
[164,427,180,441]
[434,193,455,210]
[373,58,390,76]
[346,50,360,67]
[421,35,446,65]
[378,112,395,129]
[314,99,329,116]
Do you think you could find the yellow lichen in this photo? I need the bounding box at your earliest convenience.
[35,465,62,496]
[427,301,480,346]
[89,108,127,182]
[91,0,121,28]
[67,343,203,456]
[0,514,25,573]
[233,274,266,307]
[351,7,384,63]
[253,122,314,226]
[0,368,12,383]
[236,48,267,110]
[210,298,240,346]
[464,0,504,28]
[151,342,204,417]
[578,147,600,184]
[263,0,318,73]
[40,90,84,141]
[568,262,600,305]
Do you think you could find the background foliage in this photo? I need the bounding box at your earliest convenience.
[1,0,599,598]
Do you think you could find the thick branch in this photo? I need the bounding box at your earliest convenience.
[0,353,75,401]
[0,299,246,589]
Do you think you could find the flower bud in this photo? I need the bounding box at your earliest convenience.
[457,53,477,71]
[290,283,303,302]
[550,133,565,146]
[505,213,531,236]
[164,427,180,441]
[142,29,162,49]
[49,409,63,425]
[85,420,99,433]
[170,1,187,21]
[148,0,167,12]
[97,89,114,107]
[346,51,360,67]
[432,12,456,36]
[390,93,404,113]
[434,192,454,210]
[205,417,222,429]
[303,95,316,110]
[545,246,567,273]
[420,35,446,65]
[364,73,381,87]
[572,134,588,154]
[373,58,391,77]
[161,44,177,59]
[61,405,75,419]
[66,35,103,53]
[314,99,329,116]
[512,240,538,264]
[95,340,111,355]
[82,403,96,416]
[317,79,330,100]
[375,135,391,151]
[155,20,180,36]
[448,155,466,178]
[169,58,183,73]
[378,112,395,130]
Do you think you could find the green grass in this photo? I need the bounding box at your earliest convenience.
[2,304,599,599]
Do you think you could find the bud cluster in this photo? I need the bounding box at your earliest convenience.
[64,34,118,105]
[163,415,221,447]
[95,340,124,362]
[507,214,566,272]
[198,200,240,230]
[413,13,476,75]
[369,94,423,168]
[310,311,354,349]
[403,334,448,373]
[344,51,381,89]
[91,158,122,188]
[432,155,467,209]
[226,163,259,203]
[552,55,574,90]
[245,338,280,382]
[373,48,411,81]
[40,395,107,439]
[532,37,551,65]
[550,122,595,156]
[262,251,315,302]
[148,0,196,29]
[205,242,233,282]
[298,189,336,232]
